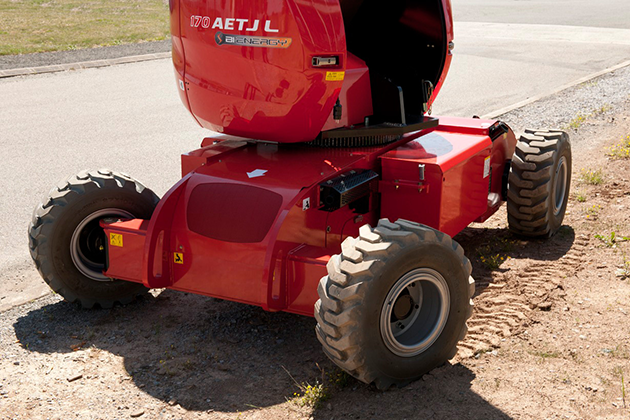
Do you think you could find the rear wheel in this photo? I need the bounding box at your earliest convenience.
[315,219,474,389]
[507,129,571,237]
[29,169,159,308]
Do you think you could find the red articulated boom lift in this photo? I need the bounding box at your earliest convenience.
[29,0,571,389]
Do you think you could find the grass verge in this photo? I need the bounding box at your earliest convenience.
[0,0,169,55]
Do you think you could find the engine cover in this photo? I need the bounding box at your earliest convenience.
[172,0,347,143]
[170,0,453,143]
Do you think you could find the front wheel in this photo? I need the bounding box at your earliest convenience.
[315,219,474,389]
[29,169,159,308]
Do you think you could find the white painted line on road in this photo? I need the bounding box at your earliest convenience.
[0,52,172,79]
[482,59,630,119]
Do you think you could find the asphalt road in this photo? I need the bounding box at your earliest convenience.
[0,62,208,310]
[433,0,630,116]
[454,0,630,29]
[1,0,629,311]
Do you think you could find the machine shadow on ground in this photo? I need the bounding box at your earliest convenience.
[456,223,576,289]
[14,216,578,418]
[13,284,510,418]
[11,221,575,417]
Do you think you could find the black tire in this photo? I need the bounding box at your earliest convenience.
[29,169,159,309]
[507,129,571,237]
[315,219,474,390]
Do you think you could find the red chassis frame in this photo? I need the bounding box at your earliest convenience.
[102,116,516,317]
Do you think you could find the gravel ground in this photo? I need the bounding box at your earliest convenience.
[499,64,630,138]
[0,40,170,70]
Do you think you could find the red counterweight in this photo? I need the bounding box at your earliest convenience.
[171,0,454,142]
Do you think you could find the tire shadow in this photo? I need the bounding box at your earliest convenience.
[13,289,511,418]
[14,290,318,412]
[455,224,576,289]
[312,364,512,419]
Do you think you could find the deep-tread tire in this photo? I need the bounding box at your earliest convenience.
[507,129,571,237]
[315,219,474,390]
[29,169,159,308]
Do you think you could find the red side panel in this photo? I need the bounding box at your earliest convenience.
[379,118,494,237]
[286,245,329,314]
[151,141,370,311]
[102,219,149,284]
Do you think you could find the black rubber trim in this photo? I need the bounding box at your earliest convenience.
[501,160,511,201]
[489,121,510,141]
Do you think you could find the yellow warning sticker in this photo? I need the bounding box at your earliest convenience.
[174,252,184,264]
[325,71,345,81]
[110,233,123,248]
[483,156,491,178]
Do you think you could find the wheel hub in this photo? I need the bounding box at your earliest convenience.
[70,208,134,282]
[380,268,450,357]
[392,292,414,320]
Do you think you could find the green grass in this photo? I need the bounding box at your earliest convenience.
[567,114,588,130]
[283,364,330,409]
[608,135,630,159]
[579,169,605,185]
[613,366,627,408]
[585,204,601,220]
[594,231,630,248]
[0,0,170,55]
[477,236,515,271]
[534,350,560,359]
[565,105,611,130]
[292,382,329,408]
[479,252,506,270]
[575,190,587,202]
[618,253,630,280]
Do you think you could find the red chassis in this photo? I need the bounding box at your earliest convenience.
[102,116,516,316]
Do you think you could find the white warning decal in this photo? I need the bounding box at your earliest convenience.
[483,156,491,178]
[247,169,268,178]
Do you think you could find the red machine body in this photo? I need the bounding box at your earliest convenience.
[101,0,515,315]
[103,116,515,316]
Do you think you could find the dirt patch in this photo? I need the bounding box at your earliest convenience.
[1,107,630,419]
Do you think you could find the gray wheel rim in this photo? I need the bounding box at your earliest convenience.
[553,156,568,216]
[70,208,134,282]
[380,268,450,357]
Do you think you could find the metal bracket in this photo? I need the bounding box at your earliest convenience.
[418,164,425,182]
